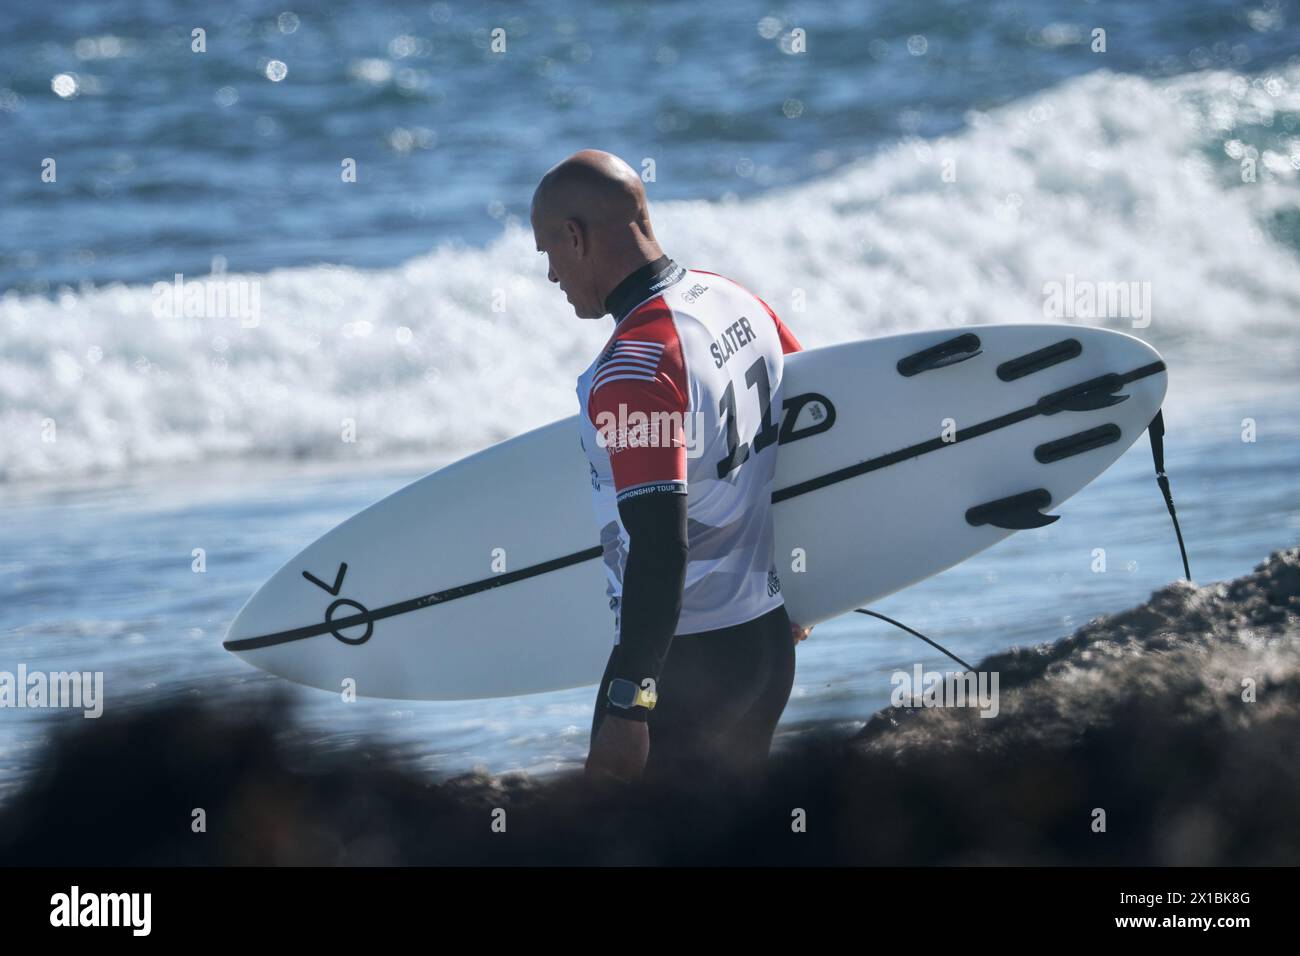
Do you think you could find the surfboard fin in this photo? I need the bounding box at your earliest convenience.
[965,489,1059,530]
[896,333,983,377]
[1036,373,1130,414]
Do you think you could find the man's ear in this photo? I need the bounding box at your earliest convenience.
[563,218,587,259]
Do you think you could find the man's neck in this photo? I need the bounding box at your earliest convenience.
[603,255,686,322]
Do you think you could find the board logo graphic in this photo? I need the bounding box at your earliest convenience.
[302,562,374,645]
[778,392,837,445]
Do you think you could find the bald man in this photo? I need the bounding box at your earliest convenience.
[531,150,811,785]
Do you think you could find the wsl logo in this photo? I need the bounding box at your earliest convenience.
[767,569,782,597]
[680,282,709,304]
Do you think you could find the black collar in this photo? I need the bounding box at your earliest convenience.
[603,255,686,322]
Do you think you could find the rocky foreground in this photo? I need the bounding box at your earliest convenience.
[3,549,1297,865]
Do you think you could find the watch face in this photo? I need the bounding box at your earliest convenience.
[607,679,639,708]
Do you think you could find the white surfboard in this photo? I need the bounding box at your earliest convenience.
[224,324,1167,700]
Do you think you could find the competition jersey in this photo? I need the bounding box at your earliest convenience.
[575,257,803,640]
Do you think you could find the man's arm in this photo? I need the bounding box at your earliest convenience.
[585,325,690,759]
[604,489,689,716]
[585,349,690,780]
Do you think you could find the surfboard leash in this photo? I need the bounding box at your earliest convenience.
[1147,409,1192,581]
[852,608,974,671]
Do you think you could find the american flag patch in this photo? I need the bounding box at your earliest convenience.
[592,339,664,392]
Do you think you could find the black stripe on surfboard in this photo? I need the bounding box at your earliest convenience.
[225,545,604,651]
[224,359,1165,652]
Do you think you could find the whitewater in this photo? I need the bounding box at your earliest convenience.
[3,66,1299,484]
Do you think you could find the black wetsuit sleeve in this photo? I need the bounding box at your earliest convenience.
[605,489,689,720]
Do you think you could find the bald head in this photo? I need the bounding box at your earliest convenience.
[531,150,664,320]
[532,150,648,235]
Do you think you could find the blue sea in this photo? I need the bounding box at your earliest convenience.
[2,0,1299,795]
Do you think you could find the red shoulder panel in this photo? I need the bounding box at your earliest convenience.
[588,300,689,495]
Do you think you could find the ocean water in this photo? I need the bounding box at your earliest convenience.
[2,0,1299,794]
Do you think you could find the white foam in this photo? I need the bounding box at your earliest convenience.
[4,67,1298,483]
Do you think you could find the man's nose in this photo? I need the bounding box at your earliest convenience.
[548,265,559,284]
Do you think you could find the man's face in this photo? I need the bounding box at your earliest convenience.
[532,211,605,320]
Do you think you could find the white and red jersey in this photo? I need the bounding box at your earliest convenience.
[575,259,803,640]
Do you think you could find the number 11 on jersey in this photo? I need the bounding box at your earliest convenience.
[716,356,779,479]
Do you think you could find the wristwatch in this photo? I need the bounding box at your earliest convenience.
[606,677,657,711]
